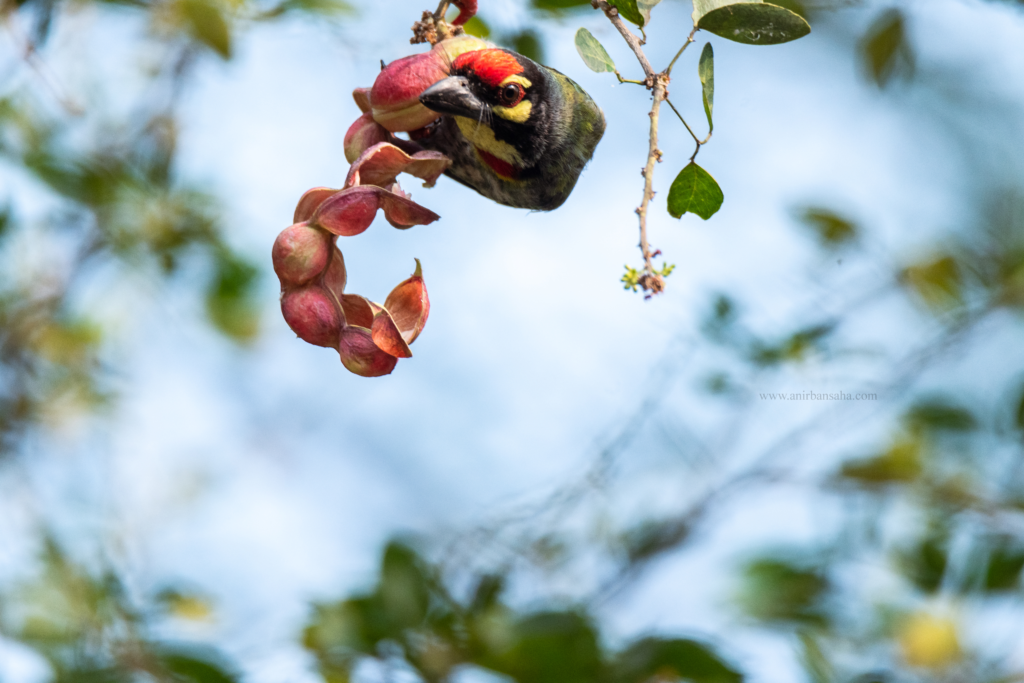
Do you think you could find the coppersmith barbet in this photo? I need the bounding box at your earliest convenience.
[415,47,606,211]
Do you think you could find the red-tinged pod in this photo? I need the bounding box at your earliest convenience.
[345,142,451,189]
[381,192,441,229]
[383,259,429,344]
[341,293,374,329]
[294,187,339,224]
[371,307,413,358]
[450,0,477,25]
[311,186,439,236]
[369,36,491,133]
[281,285,343,348]
[323,246,347,299]
[338,326,399,377]
[344,113,391,164]
[370,51,448,133]
[310,186,382,237]
[272,222,331,287]
[353,87,371,113]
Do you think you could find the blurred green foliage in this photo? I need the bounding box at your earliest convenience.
[0,0,348,446]
[302,541,742,683]
[0,537,236,683]
[860,8,915,88]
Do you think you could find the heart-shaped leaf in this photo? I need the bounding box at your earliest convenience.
[668,162,723,220]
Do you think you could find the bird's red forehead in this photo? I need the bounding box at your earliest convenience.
[452,49,523,88]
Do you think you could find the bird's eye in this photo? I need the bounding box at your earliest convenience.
[499,83,524,106]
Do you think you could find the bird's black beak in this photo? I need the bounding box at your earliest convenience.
[419,76,485,119]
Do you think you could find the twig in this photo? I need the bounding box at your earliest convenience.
[666,27,698,75]
[614,70,646,86]
[664,97,712,162]
[591,0,655,80]
[3,17,83,116]
[636,77,666,293]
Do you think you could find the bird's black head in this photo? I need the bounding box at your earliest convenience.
[418,48,555,172]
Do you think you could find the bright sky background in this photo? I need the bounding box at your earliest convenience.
[4,0,1024,681]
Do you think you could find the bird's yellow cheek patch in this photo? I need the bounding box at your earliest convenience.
[455,116,523,165]
[493,100,532,123]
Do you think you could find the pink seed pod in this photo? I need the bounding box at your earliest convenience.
[345,142,450,189]
[272,222,332,287]
[338,325,399,377]
[344,112,391,164]
[281,285,343,349]
[369,35,492,133]
[323,246,347,299]
[352,87,371,113]
[450,0,477,25]
[340,293,374,329]
[371,306,412,359]
[383,259,429,345]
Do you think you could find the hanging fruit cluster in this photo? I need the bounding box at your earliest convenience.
[272,31,489,377]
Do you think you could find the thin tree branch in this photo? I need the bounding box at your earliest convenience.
[614,70,646,85]
[3,16,83,116]
[665,98,701,146]
[591,0,655,80]
[665,26,698,75]
[637,77,667,293]
[665,98,712,162]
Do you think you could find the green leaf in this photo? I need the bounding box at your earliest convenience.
[984,540,1024,592]
[485,611,602,683]
[462,16,490,38]
[905,400,977,433]
[860,8,914,88]
[613,637,743,683]
[531,0,591,11]
[798,632,832,683]
[698,3,810,46]
[574,28,616,74]
[158,650,238,683]
[838,436,923,487]
[1015,384,1024,431]
[737,557,828,626]
[797,207,858,247]
[698,42,714,132]
[895,526,949,594]
[378,542,431,630]
[668,162,723,220]
[621,518,690,562]
[181,0,232,59]
[509,29,544,63]
[257,0,351,19]
[205,250,259,342]
[0,204,11,241]
[902,255,962,310]
[637,0,661,25]
[692,0,761,25]
[608,0,644,26]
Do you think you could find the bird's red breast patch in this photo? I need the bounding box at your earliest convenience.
[452,49,523,88]
[475,147,519,180]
